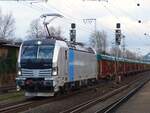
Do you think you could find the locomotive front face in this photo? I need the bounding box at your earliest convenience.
[16,39,58,96]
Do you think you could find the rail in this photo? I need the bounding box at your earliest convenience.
[60,76,150,113]
[95,77,150,113]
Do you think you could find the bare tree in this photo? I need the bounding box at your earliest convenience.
[27,18,45,39]
[110,47,141,60]
[89,30,108,54]
[0,11,15,39]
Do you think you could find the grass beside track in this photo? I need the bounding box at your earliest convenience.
[0,91,24,101]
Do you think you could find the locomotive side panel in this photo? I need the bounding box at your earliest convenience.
[69,49,97,82]
[55,46,69,88]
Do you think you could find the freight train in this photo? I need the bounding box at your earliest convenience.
[16,38,150,96]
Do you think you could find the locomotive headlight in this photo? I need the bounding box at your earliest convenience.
[52,67,58,76]
[18,70,21,76]
[16,85,21,91]
[37,41,42,45]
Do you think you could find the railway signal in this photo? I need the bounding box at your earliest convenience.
[70,23,76,43]
[115,23,121,45]
[115,29,121,45]
[115,23,122,83]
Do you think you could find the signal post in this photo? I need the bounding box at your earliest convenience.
[115,23,122,83]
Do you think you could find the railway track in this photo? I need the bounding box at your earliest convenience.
[0,81,109,113]
[95,77,150,113]
[0,79,121,113]
[0,97,50,113]
[0,101,32,113]
[60,75,150,113]
[1,74,149,113]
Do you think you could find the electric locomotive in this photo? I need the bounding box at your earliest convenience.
[16,38,97,96]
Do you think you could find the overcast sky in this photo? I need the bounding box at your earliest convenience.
[0,0,150,55]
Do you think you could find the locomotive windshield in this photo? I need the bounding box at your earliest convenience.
[21,46,37,59]
[21,45,54,60]
[20,44,54,69]
[38,46,54,59]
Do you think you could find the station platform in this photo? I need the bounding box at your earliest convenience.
[116,81,150,113]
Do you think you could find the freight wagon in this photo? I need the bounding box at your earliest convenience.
[97,54,150,79]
